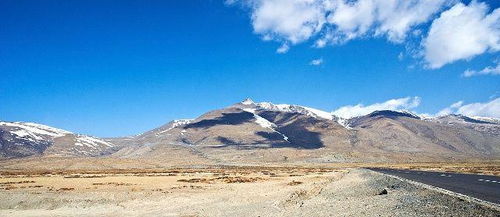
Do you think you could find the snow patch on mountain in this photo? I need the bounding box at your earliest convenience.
[238,99,356,129]
[1,122,70,140]
[157,119,193,135]
[254,102,334,120]
[241,98,255,105]
[302,106,334,120]
[472,116,500,124]
[0,121,114,148]
[431,114,499,125]
[336,118,352,129]
[75,135,114,148]
[236,98,496,129]
[243,108,276,129]
[243,108,290,142]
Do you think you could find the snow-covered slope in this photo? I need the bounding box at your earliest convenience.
[235,98,353,127]
[236,99,437,129]
[0,121,114,158]
[0,122,70,142]
[473,116,500,124]
[253,102,334,120]
[243,108,290,142]
[156,119,193,135]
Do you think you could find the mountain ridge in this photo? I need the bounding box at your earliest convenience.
[1,99,499,163]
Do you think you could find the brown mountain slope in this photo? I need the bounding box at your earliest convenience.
[1,99,499,164]
[107,100,500,164]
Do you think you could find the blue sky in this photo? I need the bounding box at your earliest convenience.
[1,0,499,137]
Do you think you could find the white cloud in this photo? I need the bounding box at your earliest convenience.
[314,37,328,48]
[310,58,323,65]
[437,98,500,118]
[231,0,449,49]
[332,96,421,119]
[276,43,290,53]
[436,101,463,116]
[230,0,500,70]
[330,96,500,119]
[423,1,500,69]
[463,62,500,77]
[250,0,327,44]
[325,0,448,44]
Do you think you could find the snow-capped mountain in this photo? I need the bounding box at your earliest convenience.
[0,121,115,158]
[2,99,499,163]
[235,98,352,127]
[238,98,335,120]
[105,99,499,163]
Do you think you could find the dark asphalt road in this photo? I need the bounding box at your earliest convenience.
[369,168,500,204]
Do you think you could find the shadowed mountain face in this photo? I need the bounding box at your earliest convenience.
[179,108,325,150]
[0,128,51,158]
[368,110,420,119]
[349,110,420,128]
[256,111,324,149]
[184,112,254,129]
[434,114,496,125]
[2,99,500,163]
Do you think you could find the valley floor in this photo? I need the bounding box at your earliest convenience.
[0,168,498,216]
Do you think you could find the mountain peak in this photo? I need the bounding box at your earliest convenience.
[240,98,255,105]
[234,100,339,122]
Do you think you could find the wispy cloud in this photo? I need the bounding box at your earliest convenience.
[310,58,323,66]
[463,62,500,77]
[398,52,404,61]
[331,96,421,119]
[423,1,500,69]
[276,44,290,54]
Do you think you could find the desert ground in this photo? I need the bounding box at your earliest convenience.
[0,166,498,217]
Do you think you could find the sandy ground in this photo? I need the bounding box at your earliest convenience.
[0,168,497,217]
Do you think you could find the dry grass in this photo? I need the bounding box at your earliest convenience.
[92,182,135,186]
[287,180,303,186]
[178,176,264,184]
[0,166,335,195]
[57,187,75,191]
[0,167,497,216]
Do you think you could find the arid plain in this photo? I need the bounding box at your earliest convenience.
[0,162,499,217]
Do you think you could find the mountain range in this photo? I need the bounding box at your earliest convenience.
[1,99,499,164]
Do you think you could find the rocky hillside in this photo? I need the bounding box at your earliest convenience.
[108,99,500,163]
[2,99,500,163]
[0,121,116,159]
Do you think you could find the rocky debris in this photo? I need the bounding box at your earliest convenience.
[378,189,388,195]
